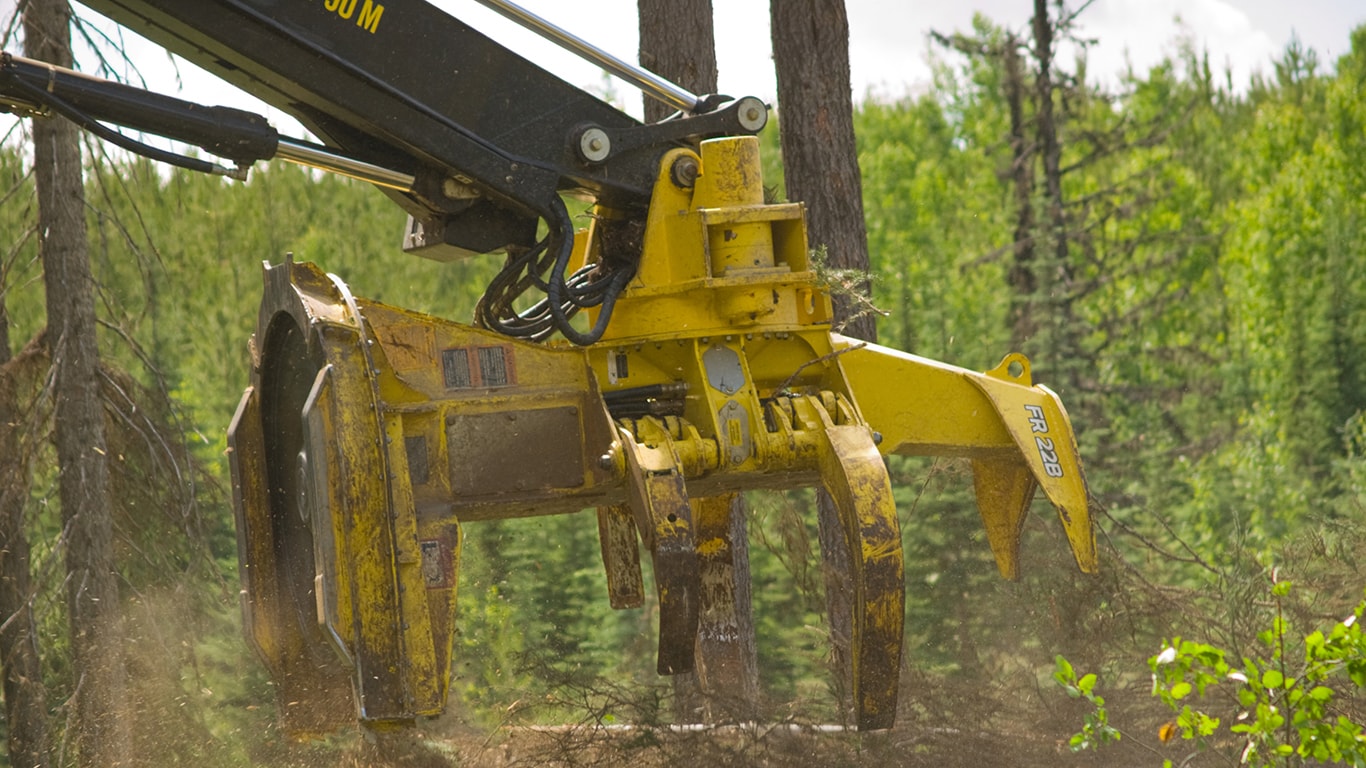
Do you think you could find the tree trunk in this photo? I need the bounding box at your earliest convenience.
[771,0,875,343]
[1003,33,1038,346]
[637,0,717,122]
[1028,0,1081,387]
[25,1,131,764]
[1031,0,1067,272]
[638,0,760,723]
[771,0,873,724]
[0,310,50,766]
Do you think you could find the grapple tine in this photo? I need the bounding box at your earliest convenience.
[619,418,700,675]
[970,457,1037,580]
[970,358,1096,573]
[838,342,1096,576]
[798,397,905,731]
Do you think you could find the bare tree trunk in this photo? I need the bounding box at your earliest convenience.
[1028,0,1082,387]
[637,0,717,122]
[0,310,50,766]
[771,0,875,343]
[673,495,759,723]
[771,0,873,724]
[1031,0,1066,272]
[638,0,760,723]
[1003,34,1038,346]
[25,1,131,764]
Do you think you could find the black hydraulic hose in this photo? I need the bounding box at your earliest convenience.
[474,212,632,344]
[542,196,633,346]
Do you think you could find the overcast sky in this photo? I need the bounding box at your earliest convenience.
[5,1,1365,134]
[451,0,1364,111]
[482,0,1362,104]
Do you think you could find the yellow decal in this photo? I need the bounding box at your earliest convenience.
[320,0,384,34]
[356,0,384,33]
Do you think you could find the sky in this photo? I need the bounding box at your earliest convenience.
[841,0,1363,100]
[3,1,1365,140]
[451,0,1365,109]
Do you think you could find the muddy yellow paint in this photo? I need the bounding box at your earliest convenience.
[232,131,1095,735]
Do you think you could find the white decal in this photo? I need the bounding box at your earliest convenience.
[1025,405,1065,478]
[1024,404,1050,433]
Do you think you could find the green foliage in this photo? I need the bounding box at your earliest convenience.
[454,584,534,719]
[745,490,837,713]
[1147,582,1366,766]
[855,91,1010,359]
[1053,654,1121,752]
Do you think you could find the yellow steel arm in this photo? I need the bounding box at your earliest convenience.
[837,342,1096,578]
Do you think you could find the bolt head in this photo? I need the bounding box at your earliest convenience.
[579,127,612,163]
[670,156,700,188]
[736,97,768,132]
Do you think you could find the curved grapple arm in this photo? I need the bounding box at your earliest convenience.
[839,343,1096,579]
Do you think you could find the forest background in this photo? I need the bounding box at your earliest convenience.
[2,2,1366,767]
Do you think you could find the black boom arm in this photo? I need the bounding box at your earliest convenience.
[2,0,767,342]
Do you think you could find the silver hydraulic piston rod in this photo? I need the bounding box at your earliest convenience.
[275,138,415,192]
[470,0,705,114]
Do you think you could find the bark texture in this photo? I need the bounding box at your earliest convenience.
[771,0,872,723]
[673,495,759,723]
[637,0,718,122]
[1003,33,1039,345]
[1032,0,1067,271]
[25,1,131,763]
[771,0,875,342]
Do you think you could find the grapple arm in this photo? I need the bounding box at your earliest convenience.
[838,341,1096,578]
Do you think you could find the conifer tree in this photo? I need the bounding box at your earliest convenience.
[25,1,130,763]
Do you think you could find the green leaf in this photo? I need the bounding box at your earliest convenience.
[1264,669,1285,689]
[1170,681,1193,700]
[1054,655,1075,685]
[1078,673,1097,696]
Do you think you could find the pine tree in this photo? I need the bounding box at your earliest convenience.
[25,1,130,763]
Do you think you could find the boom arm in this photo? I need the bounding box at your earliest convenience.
[75,0,759,219]
[3,0,766,342]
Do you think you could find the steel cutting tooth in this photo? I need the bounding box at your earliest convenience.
[619,421,700,675]
[650,488,699,675]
